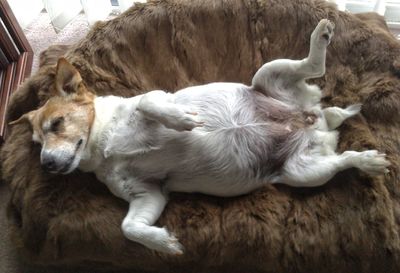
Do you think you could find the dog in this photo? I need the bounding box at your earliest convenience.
[10,19,390,255]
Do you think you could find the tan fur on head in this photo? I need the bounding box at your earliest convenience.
[9,59,94,127]
[9,58,96,173]
[8,59,95,172]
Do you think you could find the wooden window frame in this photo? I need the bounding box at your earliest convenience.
[0,0,33,143]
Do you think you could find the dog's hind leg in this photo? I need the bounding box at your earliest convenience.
[323,104,362,130]
[277,150,390,187]
[251,19,334,108]
[121,184,184,255]
[137,90,204,131]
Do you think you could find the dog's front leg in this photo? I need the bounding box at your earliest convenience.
[121,183,184,255]
[137,90,203,131]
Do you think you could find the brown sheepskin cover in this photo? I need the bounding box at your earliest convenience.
[2,0,400,272]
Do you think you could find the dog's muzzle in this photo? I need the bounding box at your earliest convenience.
[41,150,74,174]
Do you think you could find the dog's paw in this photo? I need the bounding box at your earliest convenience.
[150,227,184,255]
[177,111,204,131]
[311,19,335,46]
[349,150,390,175]
[163,232,184,255]
[162,106,204,131]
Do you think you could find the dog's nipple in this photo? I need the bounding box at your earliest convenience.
[305,113,317,125]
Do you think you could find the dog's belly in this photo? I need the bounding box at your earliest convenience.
[148,83,311,195]
[173,82,305,133]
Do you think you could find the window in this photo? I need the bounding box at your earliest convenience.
[0,0,33,142]
[330,0,400,37]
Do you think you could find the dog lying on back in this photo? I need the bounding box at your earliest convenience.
[11,19,389,254]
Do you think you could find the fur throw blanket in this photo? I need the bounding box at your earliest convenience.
[2,0,400,272]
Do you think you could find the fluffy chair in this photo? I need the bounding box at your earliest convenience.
[2,0,400,272]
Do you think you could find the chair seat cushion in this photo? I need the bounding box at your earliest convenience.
[2,0,400,272]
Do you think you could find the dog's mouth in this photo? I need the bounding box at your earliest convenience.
[45,156,75,174]
[59,158,75,174]
[59,139,84,174]
[76,138,83,150]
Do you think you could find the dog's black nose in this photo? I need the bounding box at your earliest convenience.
[41,158,57,172]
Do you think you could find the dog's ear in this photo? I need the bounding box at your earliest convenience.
[55,58,82,96]
[39,45,70,68]
[9,110,37,126]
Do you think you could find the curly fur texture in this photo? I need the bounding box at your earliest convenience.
[2,0,400,272]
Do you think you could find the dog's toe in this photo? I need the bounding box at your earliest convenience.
[356,150,391,176]
[167,237,184,255]
[152,227,185,255]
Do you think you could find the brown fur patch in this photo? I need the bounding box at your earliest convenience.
[2,0,400,272]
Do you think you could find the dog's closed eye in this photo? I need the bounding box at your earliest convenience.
[50,117,64,133]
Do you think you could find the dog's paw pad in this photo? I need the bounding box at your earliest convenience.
[312,19,335,45]
[322,33,330,41]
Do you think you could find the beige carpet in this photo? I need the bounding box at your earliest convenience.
[25,11,90,73]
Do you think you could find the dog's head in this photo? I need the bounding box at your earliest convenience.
[10,58,95,174]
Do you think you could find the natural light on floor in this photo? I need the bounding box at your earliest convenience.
[7,0,400,39]
[329,0,400,37]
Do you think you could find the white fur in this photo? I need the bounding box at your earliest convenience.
[56,20,389,254]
